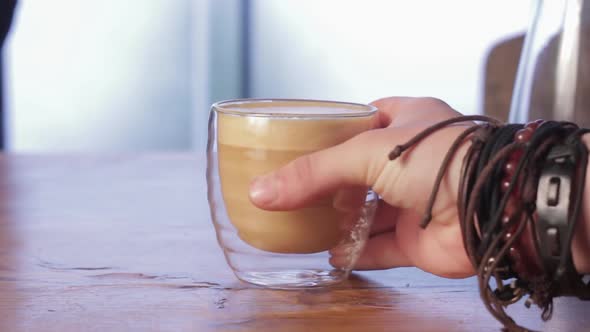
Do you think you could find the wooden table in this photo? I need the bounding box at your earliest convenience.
[0,155,588,331]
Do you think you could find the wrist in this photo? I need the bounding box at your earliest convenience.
[571,134,590,274]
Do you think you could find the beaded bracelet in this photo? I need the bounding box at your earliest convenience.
[388,116,590,332]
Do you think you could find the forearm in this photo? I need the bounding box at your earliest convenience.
[571,134,590,274]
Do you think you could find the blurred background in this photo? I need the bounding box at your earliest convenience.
[2,0,531,152]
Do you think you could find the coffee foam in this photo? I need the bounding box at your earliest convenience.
[217,112,376,150]
[215,100,374,116]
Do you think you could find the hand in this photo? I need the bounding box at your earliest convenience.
[248,97,474,278]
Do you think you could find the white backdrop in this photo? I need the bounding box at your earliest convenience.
[5,1,531,151]
[250,0,531,115]
[6,0,193,151]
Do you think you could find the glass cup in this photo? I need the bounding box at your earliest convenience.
[206,99,378,289]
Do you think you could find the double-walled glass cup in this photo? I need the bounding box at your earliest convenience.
[206,99,378,289]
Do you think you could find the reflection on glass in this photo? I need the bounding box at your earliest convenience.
[510,0,590,125]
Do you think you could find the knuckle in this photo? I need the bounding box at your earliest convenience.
[347,128,398,188]
[419,97,450,109]
[372,158,404,205]
[370,96,396,108]
[346,131,378,185]
[408,97,460,121]
[289,153,315,183]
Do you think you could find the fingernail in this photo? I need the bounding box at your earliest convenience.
[249,175,277,206]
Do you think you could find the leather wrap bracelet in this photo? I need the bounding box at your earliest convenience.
[537,144,590,300]
[388,116,590,332]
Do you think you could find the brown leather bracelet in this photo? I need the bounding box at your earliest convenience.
[536,144,577,274]
[388,117,590,331]
[536,143,590,299]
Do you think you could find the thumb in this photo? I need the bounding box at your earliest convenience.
[248,129,389,211]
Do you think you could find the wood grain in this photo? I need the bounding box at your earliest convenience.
[0,155,588,331]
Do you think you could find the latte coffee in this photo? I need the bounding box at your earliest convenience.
[216,100,376,254]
